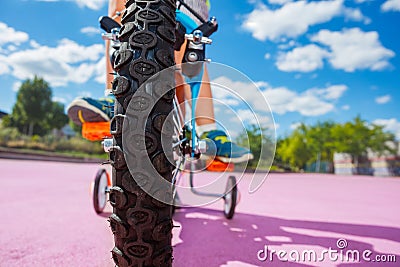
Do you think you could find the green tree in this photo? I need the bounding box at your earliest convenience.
[331,116,396,172]
[69,119,82,136]
[274,117,397,173]
[47,102,69,130]
[12,76,52,135]
[8,100,28,134]
[368,124,396,156]
[304,121,336,172]
[9,77,69,136]
[277,125,312,170]
[332,116,368,165]
[236,124,275,170]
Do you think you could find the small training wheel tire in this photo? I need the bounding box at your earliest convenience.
[93,168,108,214]
[223,175,237,219]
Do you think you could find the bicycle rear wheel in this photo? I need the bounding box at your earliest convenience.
[109,1,176,266]
[93,168,109,214]
[223,176,237,219]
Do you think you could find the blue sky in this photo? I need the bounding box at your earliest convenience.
[0,0,399,139]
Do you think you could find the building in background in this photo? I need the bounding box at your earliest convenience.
[368,142,400,177]
[334,142,400,177]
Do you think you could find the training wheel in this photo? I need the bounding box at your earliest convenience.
[223,175,237,219]
[93,168,111,214]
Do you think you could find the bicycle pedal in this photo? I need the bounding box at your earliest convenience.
[206,159,234,172]
[82,122,112,141]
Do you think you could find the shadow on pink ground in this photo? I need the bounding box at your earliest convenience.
[172,208,400,266]
[1,159,399,266]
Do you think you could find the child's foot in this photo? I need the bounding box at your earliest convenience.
[201,130,254,163]
[67,97,114,126]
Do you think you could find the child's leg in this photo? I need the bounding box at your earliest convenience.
[106,0,125,89]
[174,40,216,135]
[174,70,187,122]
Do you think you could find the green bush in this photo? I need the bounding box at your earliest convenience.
[53,136,103,154]
[1,122,104,156]
[7,139,51,151]
[0,124,21,146]
[31,135,41,142]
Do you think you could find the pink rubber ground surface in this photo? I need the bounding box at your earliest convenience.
[1,159,399,266]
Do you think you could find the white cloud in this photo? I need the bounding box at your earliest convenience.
[7,45,18,52]
[30,40,40,48]
[212,76,347,117]
[0,63,9,74]
[263,87,336,116]
[375,94,392,104]
[55,39,103,63]
[381,0,400,12]
[12,81,22,92]
[290,122,302,129]
[211,76,270,112]
[223,99,241,106]
[263,84,348,116]
[46,0,108,10]
[94,57,106,85]
[277,28,394,73]
[236,109,257,123]
[311,28,395,72]
[276,44,329,72]
[278,40,297,50]
[52,96,67,104]
[242,0,345,41]
[268,0,293,4]
[0,22,29,46]
[373,118,400,139]
[342,7,371,24]
[306,84,348,100]
[254,81,270,88]
[75,0,108,10]
[341,105,350,110]
[81,26,101,36]
[4,39,104,87]
[78,91,93,97]
[226,129,239,139]
[234,109,273,127]
[0,55,10,75]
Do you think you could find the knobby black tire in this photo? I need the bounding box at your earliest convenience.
[108,0,176,266]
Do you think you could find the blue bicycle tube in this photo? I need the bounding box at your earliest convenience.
[176,8,205,156]
[176,9,198,33]
[184,68,204,157]
[190,82,201,156]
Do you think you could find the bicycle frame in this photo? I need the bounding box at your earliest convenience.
[175,9,210,157]
[172,10,226,200]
